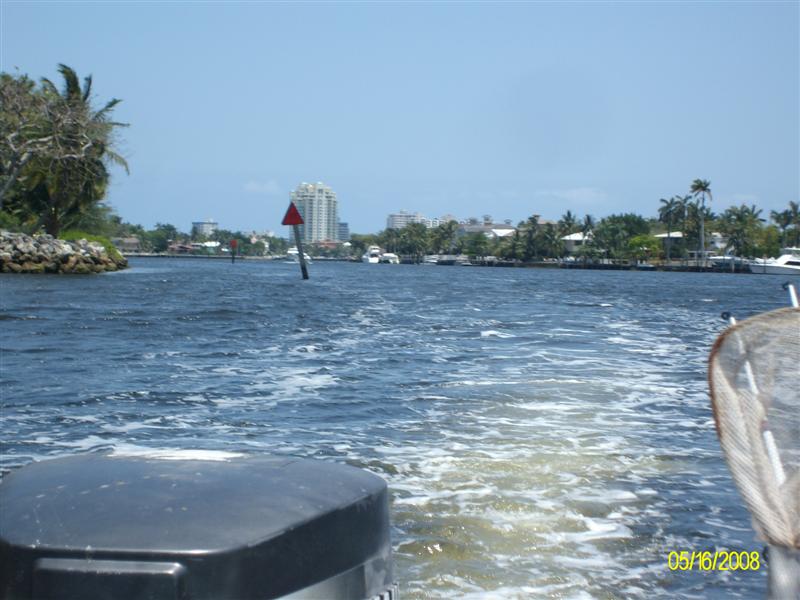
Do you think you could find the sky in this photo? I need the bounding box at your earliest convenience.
[1,1,798,235]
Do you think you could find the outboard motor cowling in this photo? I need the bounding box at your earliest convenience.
[0,454,396,600]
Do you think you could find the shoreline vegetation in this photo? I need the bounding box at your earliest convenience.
[2,65,799,275]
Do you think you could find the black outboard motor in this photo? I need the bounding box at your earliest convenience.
[0,454,397,600]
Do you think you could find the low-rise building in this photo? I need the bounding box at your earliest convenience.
[110,237,142,253]
[561,232,592,253]
[458,220,516,239]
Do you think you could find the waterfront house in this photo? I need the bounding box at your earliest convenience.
[111,236,142,253]
[561,232,592,254]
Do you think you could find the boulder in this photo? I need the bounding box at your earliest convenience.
[0,231,128,274]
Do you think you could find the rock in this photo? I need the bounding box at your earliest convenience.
[0,230,128,274]
[21,262,45,274]
[72,262,92,274]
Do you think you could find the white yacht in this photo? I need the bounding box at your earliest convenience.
[286,247,312,264]
[749,248,800,275]
[379,253,400,264]
[361,245,382,264]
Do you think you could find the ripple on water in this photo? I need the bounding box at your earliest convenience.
[1,262,779,598]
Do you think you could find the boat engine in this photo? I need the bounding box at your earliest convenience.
[0,454,397,600]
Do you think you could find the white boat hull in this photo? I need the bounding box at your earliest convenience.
[749,263,800,275]
[749,249,800,275]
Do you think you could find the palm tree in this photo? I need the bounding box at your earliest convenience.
[690,179,712,265]
[380,227,400,253]
[558,210,578,236]
[399,222,430,263]
[539,223,562,258]
[789,201,800,246]
[658,197,679,261]
[721,204,764,257]
[770,209,793,247]
[21,64,128,236]
[441,220,458,253]
[523,214,540,261]
[576,214,596,264]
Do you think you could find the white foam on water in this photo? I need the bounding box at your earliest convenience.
[110,444,244,461]
[480,330,516,338]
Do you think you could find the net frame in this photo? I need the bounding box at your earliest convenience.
[708,307,799,549]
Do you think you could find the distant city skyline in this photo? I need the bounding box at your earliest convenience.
[2,2,797,234]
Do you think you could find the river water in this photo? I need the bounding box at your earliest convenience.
[1,259,788,598]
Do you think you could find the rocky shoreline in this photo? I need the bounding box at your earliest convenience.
[0,231,128,274]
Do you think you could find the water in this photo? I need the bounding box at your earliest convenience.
[1,259,787,598]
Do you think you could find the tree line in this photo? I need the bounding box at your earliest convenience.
[351,184,799,263]
[2,67,797,260]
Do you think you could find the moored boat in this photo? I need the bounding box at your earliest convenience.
[749,248,800,275]
[362,245,382,263]
[286,247,312,264]
[379,252,400,264]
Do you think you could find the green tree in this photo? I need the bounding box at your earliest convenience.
[719,204,764,257]
[520,214,541,261]
[537,223,563,258]
[378,227,401,253]
[594,213,649,259]
[143,223,179,252]
[349,233,379,256]
[627,234,662,261]
[690,179,712,259]
[4,65,128,236]
[462,232,489,258]
[430,220,458,254]
[398,222,430,262]
[770,208,793,247]
[658,196,681,260]
[557,210,579,236]
[683,198,715,253]
[0,72,48,208]
[789,201,800,246]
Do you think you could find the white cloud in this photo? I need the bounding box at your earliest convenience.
[243,180,281,195]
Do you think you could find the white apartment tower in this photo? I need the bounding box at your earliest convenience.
[386,211,427,230]
[290,182,339,243]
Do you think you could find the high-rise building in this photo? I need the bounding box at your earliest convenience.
[386,211,427,230]
[290,182,339,243]
[192,219,218,237]
[337,222,350,241]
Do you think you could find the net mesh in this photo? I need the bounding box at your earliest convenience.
[709,307,800,549]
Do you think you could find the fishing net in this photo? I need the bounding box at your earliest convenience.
[708,306,800,549]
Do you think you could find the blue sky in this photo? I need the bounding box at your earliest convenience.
[2,1,798,234]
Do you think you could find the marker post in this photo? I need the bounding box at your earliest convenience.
[282,202,309,280]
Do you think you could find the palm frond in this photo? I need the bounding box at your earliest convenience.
[57,64,81,102]
[104,149,129,174]
[94,98,122,120]
[82,75,93,102]
[40,77,58,96]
